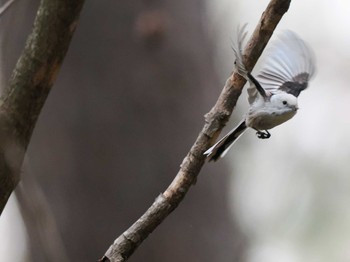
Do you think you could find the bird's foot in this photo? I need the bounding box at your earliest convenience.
[256,130,271,139]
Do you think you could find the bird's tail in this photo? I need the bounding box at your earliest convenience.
[204,120,247,161]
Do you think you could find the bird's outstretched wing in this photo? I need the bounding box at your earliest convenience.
[232,25,269,99]
[231,24,249,78]
[254,30,316,98]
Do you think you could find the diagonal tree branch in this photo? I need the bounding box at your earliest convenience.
[100,0,291,261]
[0,0,17,16]
[0,0,85,214]
[16,167,70,262]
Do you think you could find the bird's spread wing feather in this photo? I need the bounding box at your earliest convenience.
[253,30,316,99]
[232,25,268,99]
[256,30,316,97]
[231,24,249,78]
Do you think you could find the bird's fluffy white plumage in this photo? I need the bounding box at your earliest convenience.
[204,27,316,161]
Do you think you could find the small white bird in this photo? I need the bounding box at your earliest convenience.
[204,26,316,161]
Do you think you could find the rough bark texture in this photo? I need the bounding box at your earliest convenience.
[0,0,85,214]
[101,0,291,261]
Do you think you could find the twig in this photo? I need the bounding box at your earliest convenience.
[100,0,291,261]
[0,0,85,215]
[16,163,70,262]
[0,0,17,16]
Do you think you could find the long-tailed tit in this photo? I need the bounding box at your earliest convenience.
[204,26,316,161]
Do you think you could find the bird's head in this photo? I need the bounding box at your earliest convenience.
[270,93,299,112]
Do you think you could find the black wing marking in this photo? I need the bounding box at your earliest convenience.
[254,31,316,99]
[278,72,310,97]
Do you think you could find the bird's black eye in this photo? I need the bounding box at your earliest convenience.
[282,101,287,105]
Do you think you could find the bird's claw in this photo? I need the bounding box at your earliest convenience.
[256,130,271,139]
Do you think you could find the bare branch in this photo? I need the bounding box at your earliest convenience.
[0,0,85,214]
[16,166,70,262]
[0,0,16,16]
[100,0,291,261]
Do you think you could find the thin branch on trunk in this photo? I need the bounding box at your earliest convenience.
[100,0,291,261]
[16,166,70,262]
[0,0,16,16]
[0,0,85,215]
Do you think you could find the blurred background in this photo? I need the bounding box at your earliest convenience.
[0,0,349,261]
